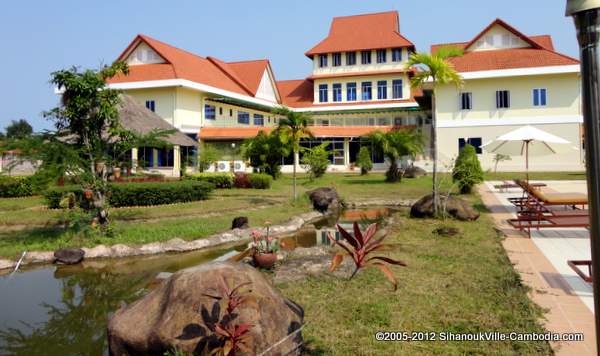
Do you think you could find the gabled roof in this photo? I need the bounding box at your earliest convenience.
[430,18,579,73]
[109,34,281,103]
[305,11,415,57]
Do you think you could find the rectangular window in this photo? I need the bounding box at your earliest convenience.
[237,111,250,125]
[319,84,328,103]
[533,88,547,106]
[346,52,356,65]
[332,83,342,102]
[392,79,403,99]
[219,107,223,116]
[361,82,372,100]
[319,54,328,68]
[361,50,371,64]
[332,53,341,67]
[460,92,472,110]
[346,82,357,101]
[145,100,155,112]
[376,49,387,63]
[377,80,387,100]
[229,109,233,117]
[496,90,510,108]
[253,114,264,126]
[458,137,483,154]
[392,48,402,62]
[204,104,216,120]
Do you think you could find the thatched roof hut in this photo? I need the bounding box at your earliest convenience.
[118,95,197,147]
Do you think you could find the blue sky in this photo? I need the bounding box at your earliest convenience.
[0,0,578,131]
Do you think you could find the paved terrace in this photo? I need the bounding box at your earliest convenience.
[479,180,595,355]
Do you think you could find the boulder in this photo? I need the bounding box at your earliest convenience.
[108,262,304,355]
[410,194,480,221]
[231,216,249,229]
[274,246,354,284]
[307,187,341,213]
[53,248,85,265]
[403,166,427,178]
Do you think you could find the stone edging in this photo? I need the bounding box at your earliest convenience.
[0,211,326,271]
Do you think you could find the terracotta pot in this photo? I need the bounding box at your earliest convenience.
[253,252,277,268]
[113,167,121,179]
[95,161,105,174]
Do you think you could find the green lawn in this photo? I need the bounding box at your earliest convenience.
[278,207,552,355]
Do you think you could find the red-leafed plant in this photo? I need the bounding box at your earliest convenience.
[329,222,406,290]
[203,277,254,356]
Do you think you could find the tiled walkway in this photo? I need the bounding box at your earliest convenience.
[479,182,596,355]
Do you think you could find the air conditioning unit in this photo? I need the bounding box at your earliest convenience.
[216,161,230,172]
[233,161,246,172]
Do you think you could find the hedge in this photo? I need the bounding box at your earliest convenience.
[0,176,35,198]
[248,173,272,189]
[43,181,214,208]
[183,172,234,189]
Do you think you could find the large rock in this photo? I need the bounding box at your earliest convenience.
[410,194,480,221]
[307,187,341,213]
[231,216,249,229]
[53,248,85,265]
[274,246,354,284]
[108,262,303,355]
[403,166,427,178]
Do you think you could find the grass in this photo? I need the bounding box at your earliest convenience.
[278,207,553,355]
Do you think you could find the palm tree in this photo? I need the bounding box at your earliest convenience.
[272,106,312,200]
[406,47,464,215]
[366,129,424,182]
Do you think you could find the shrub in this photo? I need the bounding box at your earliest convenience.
[44,181,213,208]
[452,144,484,194]
[242,131,288,179]
[184,172,234,189]
[356,146,373,175]
[301,142,329,180]
[198,143,220,172]
[248,173,272,189]
[0,176,35,197]
[233,173,251,189]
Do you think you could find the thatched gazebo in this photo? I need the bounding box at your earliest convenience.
[118,95,198,177]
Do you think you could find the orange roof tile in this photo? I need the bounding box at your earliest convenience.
[109,34,280,102]
[305,11,415,56]
[429,19,579,73]
[198,125,413,140]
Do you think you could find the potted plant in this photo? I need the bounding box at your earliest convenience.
[113,166,122,179]
[250,223,280,268]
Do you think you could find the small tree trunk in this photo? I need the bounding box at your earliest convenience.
[293,148,297,200]
[431,89,440,216]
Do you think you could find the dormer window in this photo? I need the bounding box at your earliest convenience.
[361,51,371,65]
[376,49,386,63]
[392,48,402,62]
[346,52,356,66]
[319,54,328,68]
[332,53,342,67]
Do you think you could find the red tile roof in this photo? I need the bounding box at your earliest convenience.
[199,125,411,140]
[429,19,579,73]
[305,11,415,57]
[109,35,280,102]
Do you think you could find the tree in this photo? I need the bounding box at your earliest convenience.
[301,141,329,180]
[272,106,312,199]
[198,143,219,172]
[406,47,464,215]
[22,62,170,230]
[356,146,373,175]
[452,144,484,194]
[242,130,289,179]
[366,129,424,182]
[5,119,33,139]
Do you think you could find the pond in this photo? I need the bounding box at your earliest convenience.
[0,208,391,355]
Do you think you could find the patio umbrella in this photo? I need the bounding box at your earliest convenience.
[482,125,574,182]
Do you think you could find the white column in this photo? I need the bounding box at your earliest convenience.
[173,145,181,178]
[131,148,138,173]
[344,138,350,167]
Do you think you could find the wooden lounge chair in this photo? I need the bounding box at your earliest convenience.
[568,260,593,283]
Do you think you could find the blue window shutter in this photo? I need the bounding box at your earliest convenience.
[533,89,539,106]
[541,89,547,106]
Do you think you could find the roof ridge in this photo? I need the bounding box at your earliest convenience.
[227,59,269,64]
[207,56,255,96]
[331,10,397,20]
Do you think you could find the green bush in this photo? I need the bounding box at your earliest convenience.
[0,176,35,197]
[452,144,484,194]
[184,172,234,188]
[249,173,272,189]
[44,181,213,208]
[301,142,330,180]
[356,146,373,175]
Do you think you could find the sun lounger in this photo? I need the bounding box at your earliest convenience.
[568,260,593,283]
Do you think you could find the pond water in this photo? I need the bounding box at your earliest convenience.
[0,208,391,355]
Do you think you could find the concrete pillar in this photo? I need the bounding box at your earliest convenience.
[344,138,350,167]
[131,148,138,173]
[173,145,181,178]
